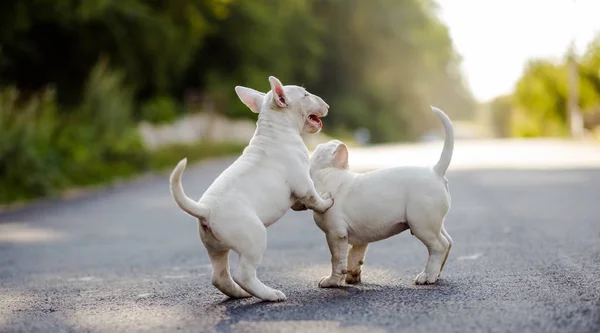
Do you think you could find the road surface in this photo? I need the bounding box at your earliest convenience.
[1,139,599,333]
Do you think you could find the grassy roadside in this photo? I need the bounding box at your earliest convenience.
[0,140,246,211]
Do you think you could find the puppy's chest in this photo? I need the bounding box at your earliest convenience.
[256,190,294,227]
[262,205,290,227]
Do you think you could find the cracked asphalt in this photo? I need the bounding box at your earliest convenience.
[1,140,599,333]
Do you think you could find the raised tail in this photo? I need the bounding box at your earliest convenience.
[431,106,455,176]
[169,158,209,219]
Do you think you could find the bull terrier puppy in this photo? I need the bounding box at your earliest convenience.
[300,107,454,287]
[170,76,333,301]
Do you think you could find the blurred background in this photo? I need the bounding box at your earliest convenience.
[1,0,599,205]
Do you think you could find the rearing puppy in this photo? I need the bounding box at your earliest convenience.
[297,107,454,287]
[169,76,333,301]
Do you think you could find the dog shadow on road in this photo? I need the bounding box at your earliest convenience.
[209,279,462,332]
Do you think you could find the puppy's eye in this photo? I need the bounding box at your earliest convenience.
[304,92,309,97]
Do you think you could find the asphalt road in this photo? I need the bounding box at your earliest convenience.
[1,140,599,333]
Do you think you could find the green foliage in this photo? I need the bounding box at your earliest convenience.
[512,60,569,137]
[508,35,600,137]
[488,95,513,138]
[62,60,149,185]
[0,87,64,202]
[579,37,600,110]
[307,0,476,142]
[141,95,181,124]
[0,0,231,104]
[0,79,242,204]
[0,0,474,143]
[0,0,480,202]
[0,62,150,204]
[193,0,325,120]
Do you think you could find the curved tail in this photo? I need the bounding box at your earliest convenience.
[169,158,209,219]
[431,106,455,176]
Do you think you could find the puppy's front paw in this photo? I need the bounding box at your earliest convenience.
[315,192,334,213]
[318,275,344,288]
[414,271,439,285]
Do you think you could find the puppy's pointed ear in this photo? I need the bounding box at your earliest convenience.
[235,86,265,113]
[332,143,349,169]
[268,76,287,108]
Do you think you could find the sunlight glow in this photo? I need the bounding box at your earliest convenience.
[0,223,67,244]
[437,0,600,102]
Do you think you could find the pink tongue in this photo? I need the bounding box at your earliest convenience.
[311,115,322,127]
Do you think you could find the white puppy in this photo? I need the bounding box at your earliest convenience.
[169,76,334,301]
[301,107,454,287]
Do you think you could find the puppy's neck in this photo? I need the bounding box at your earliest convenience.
[311,167,354,195]
[253,110,301,141]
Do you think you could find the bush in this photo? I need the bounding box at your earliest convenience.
[61,60,149,185]
[0,60,246,205]
[0,61,150,204]
[0,87,64,202]
[140,95,181,124]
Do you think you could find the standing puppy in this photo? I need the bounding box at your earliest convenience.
[301,107,454,287]
[169,76,333,301]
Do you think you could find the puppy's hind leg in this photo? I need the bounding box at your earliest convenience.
[206,246,251,299]
[409,219,450,284]
[345,244,368,284]
[229,218,286,302]
[438,224,453,277]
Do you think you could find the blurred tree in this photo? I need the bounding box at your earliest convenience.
[510,35,600,137]
[0,0,480,202]
[185,0,325,119]
[579,39,600,131]
[579,35,600,113]
[488,95,512,138]
[0,0,474,142]
[512,60,569,137]
[310,0,474,142]
[0,0,231,108]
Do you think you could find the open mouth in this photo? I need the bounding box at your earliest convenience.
[308,114,322,128]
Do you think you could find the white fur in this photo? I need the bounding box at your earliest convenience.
[169,76,333,301]
[302,107,454,287]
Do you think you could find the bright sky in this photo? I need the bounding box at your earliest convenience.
[437,0,600,102]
